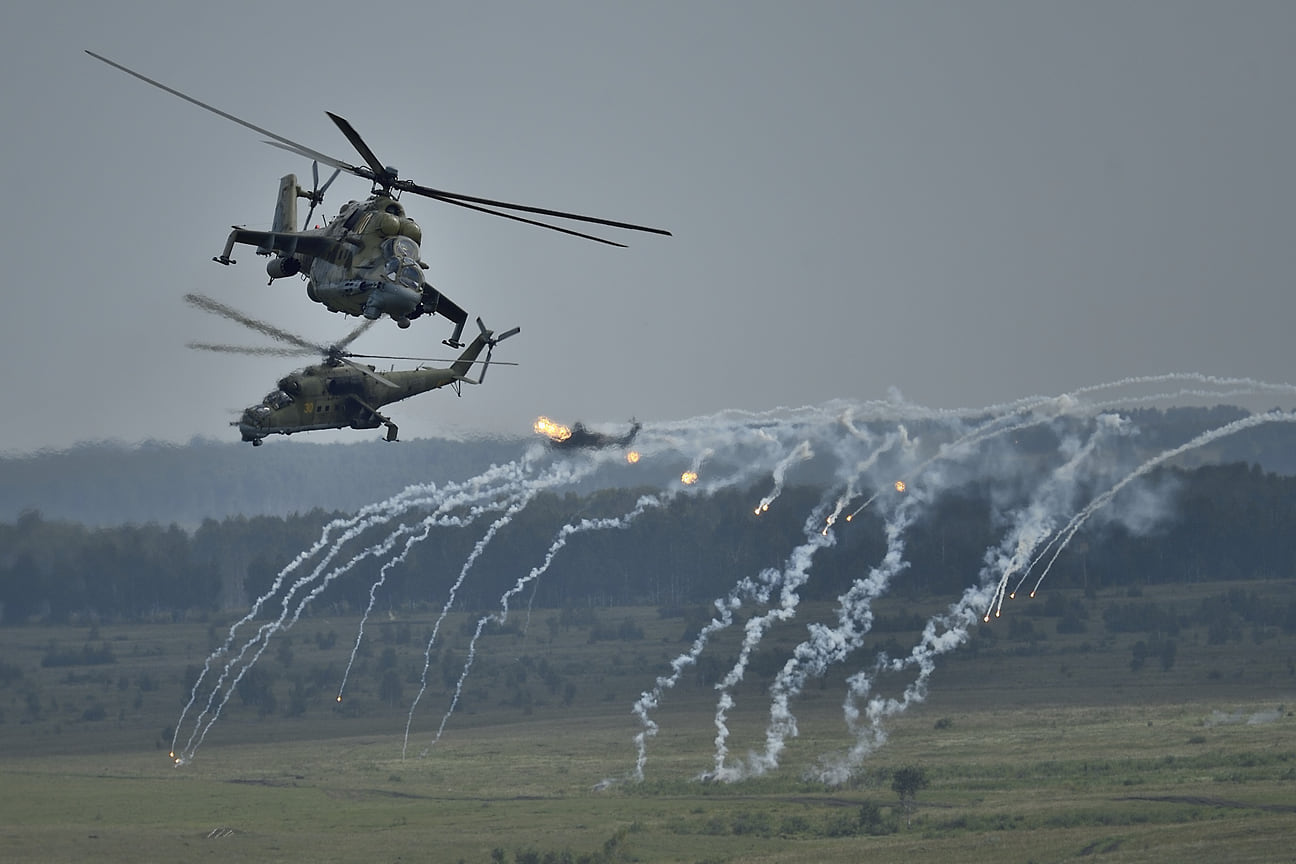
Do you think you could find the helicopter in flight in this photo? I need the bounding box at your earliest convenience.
[86,51,670,347]
[534,417,641,450]
[185,293,518,445]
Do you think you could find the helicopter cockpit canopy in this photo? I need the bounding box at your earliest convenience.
[263,389,294,410]
[383,236,425,291]
[243,404,271,423]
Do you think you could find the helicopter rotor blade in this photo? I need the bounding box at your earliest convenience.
[326,112,391,185]
[262,139,359,175]
[184,293,321,353]
[187,341,311,357]
[338,356,398,388]
[87,50,671,246]
[402,179,672,238]
[331,317,376,352]
[416,192,630,247]
[86,51,361,176]
[347,352,518,366]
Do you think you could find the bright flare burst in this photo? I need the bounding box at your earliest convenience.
[534,416,572,442]
[626,451,641,464]
[894,480,906,493]
[681,471,698,485]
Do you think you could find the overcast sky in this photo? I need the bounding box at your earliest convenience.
[2,1,1293,454]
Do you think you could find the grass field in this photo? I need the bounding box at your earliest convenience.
[2,580,1294,863]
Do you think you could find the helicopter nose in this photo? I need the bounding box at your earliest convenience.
[364,278,422,321]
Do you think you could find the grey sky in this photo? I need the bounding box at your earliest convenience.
[2,1,1293,454]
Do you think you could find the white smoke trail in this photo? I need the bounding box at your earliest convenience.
[402,450,627,756]
[1028,409,1296,594]
[624,452,820,781]
[631,574,767,782]
[172,459,533,762]
[753,440,814,514]
[747,485,924,780]
[172,377,1296,772]
[424,491,672,753]
[337,489,528,700]
[820,578,995,783]
[706,494,837,781]
[981,413,1134,617]
[809,412,1134,781]
[183,502,495,760]
[817,408,1296,784]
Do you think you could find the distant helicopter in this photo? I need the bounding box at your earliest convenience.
[534,417,641,449]
[186,293,517,445]
[87,51,671,346]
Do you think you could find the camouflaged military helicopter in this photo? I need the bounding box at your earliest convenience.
[185,293,518,445]
[87,51,670,347]
[534,417,641,450]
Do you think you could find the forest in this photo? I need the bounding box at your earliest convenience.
[1,458,1294,629]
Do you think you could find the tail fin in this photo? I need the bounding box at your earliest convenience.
[451,319,521,384]
[258,174,299,255]
[450,328,492,381]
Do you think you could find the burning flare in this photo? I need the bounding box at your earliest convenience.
[681,471,699,485]
[534,416,572,442]
[894,480,906,493]
[626,450,641,464]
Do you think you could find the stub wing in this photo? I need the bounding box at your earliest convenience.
[215,229,354,269]
[416,286,468,345]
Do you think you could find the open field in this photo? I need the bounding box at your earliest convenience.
[2,580,1294,862]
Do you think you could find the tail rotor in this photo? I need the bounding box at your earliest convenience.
[476,317,520,383]
[300,160,341,229]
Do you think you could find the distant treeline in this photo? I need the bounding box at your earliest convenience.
[2,406,1296,528]
[0,436,525,527]
[1,460,1294,625]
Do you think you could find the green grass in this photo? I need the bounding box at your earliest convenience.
[2,581,1295,862]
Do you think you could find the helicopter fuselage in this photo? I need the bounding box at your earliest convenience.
[216,188,469,345]
[235,326,493,444]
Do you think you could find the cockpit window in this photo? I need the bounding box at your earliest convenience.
[382,236,424,290]
[263,390,294,410]
[383,236,420,261]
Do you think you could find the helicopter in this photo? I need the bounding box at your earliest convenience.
[534,417,641,450]
[185,293,518,445]
[86,51,671,346]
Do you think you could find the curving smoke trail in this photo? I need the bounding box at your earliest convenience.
[1026,409,1296,595]
[750,483,925,780]
[814,408,1296,784]
[182,497,506,760]
[337,488,531,701]
[170,374,1296,778]
[752,440,814,514]
[980,412,1135,617]
[172,458,534,763]
[401,450,618,757]
[425,490,674,754]
[706,493,837,781]
[819,578,994,784]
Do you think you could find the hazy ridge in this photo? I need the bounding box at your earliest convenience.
[1,406,1294,527]
[0,435,528,527]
